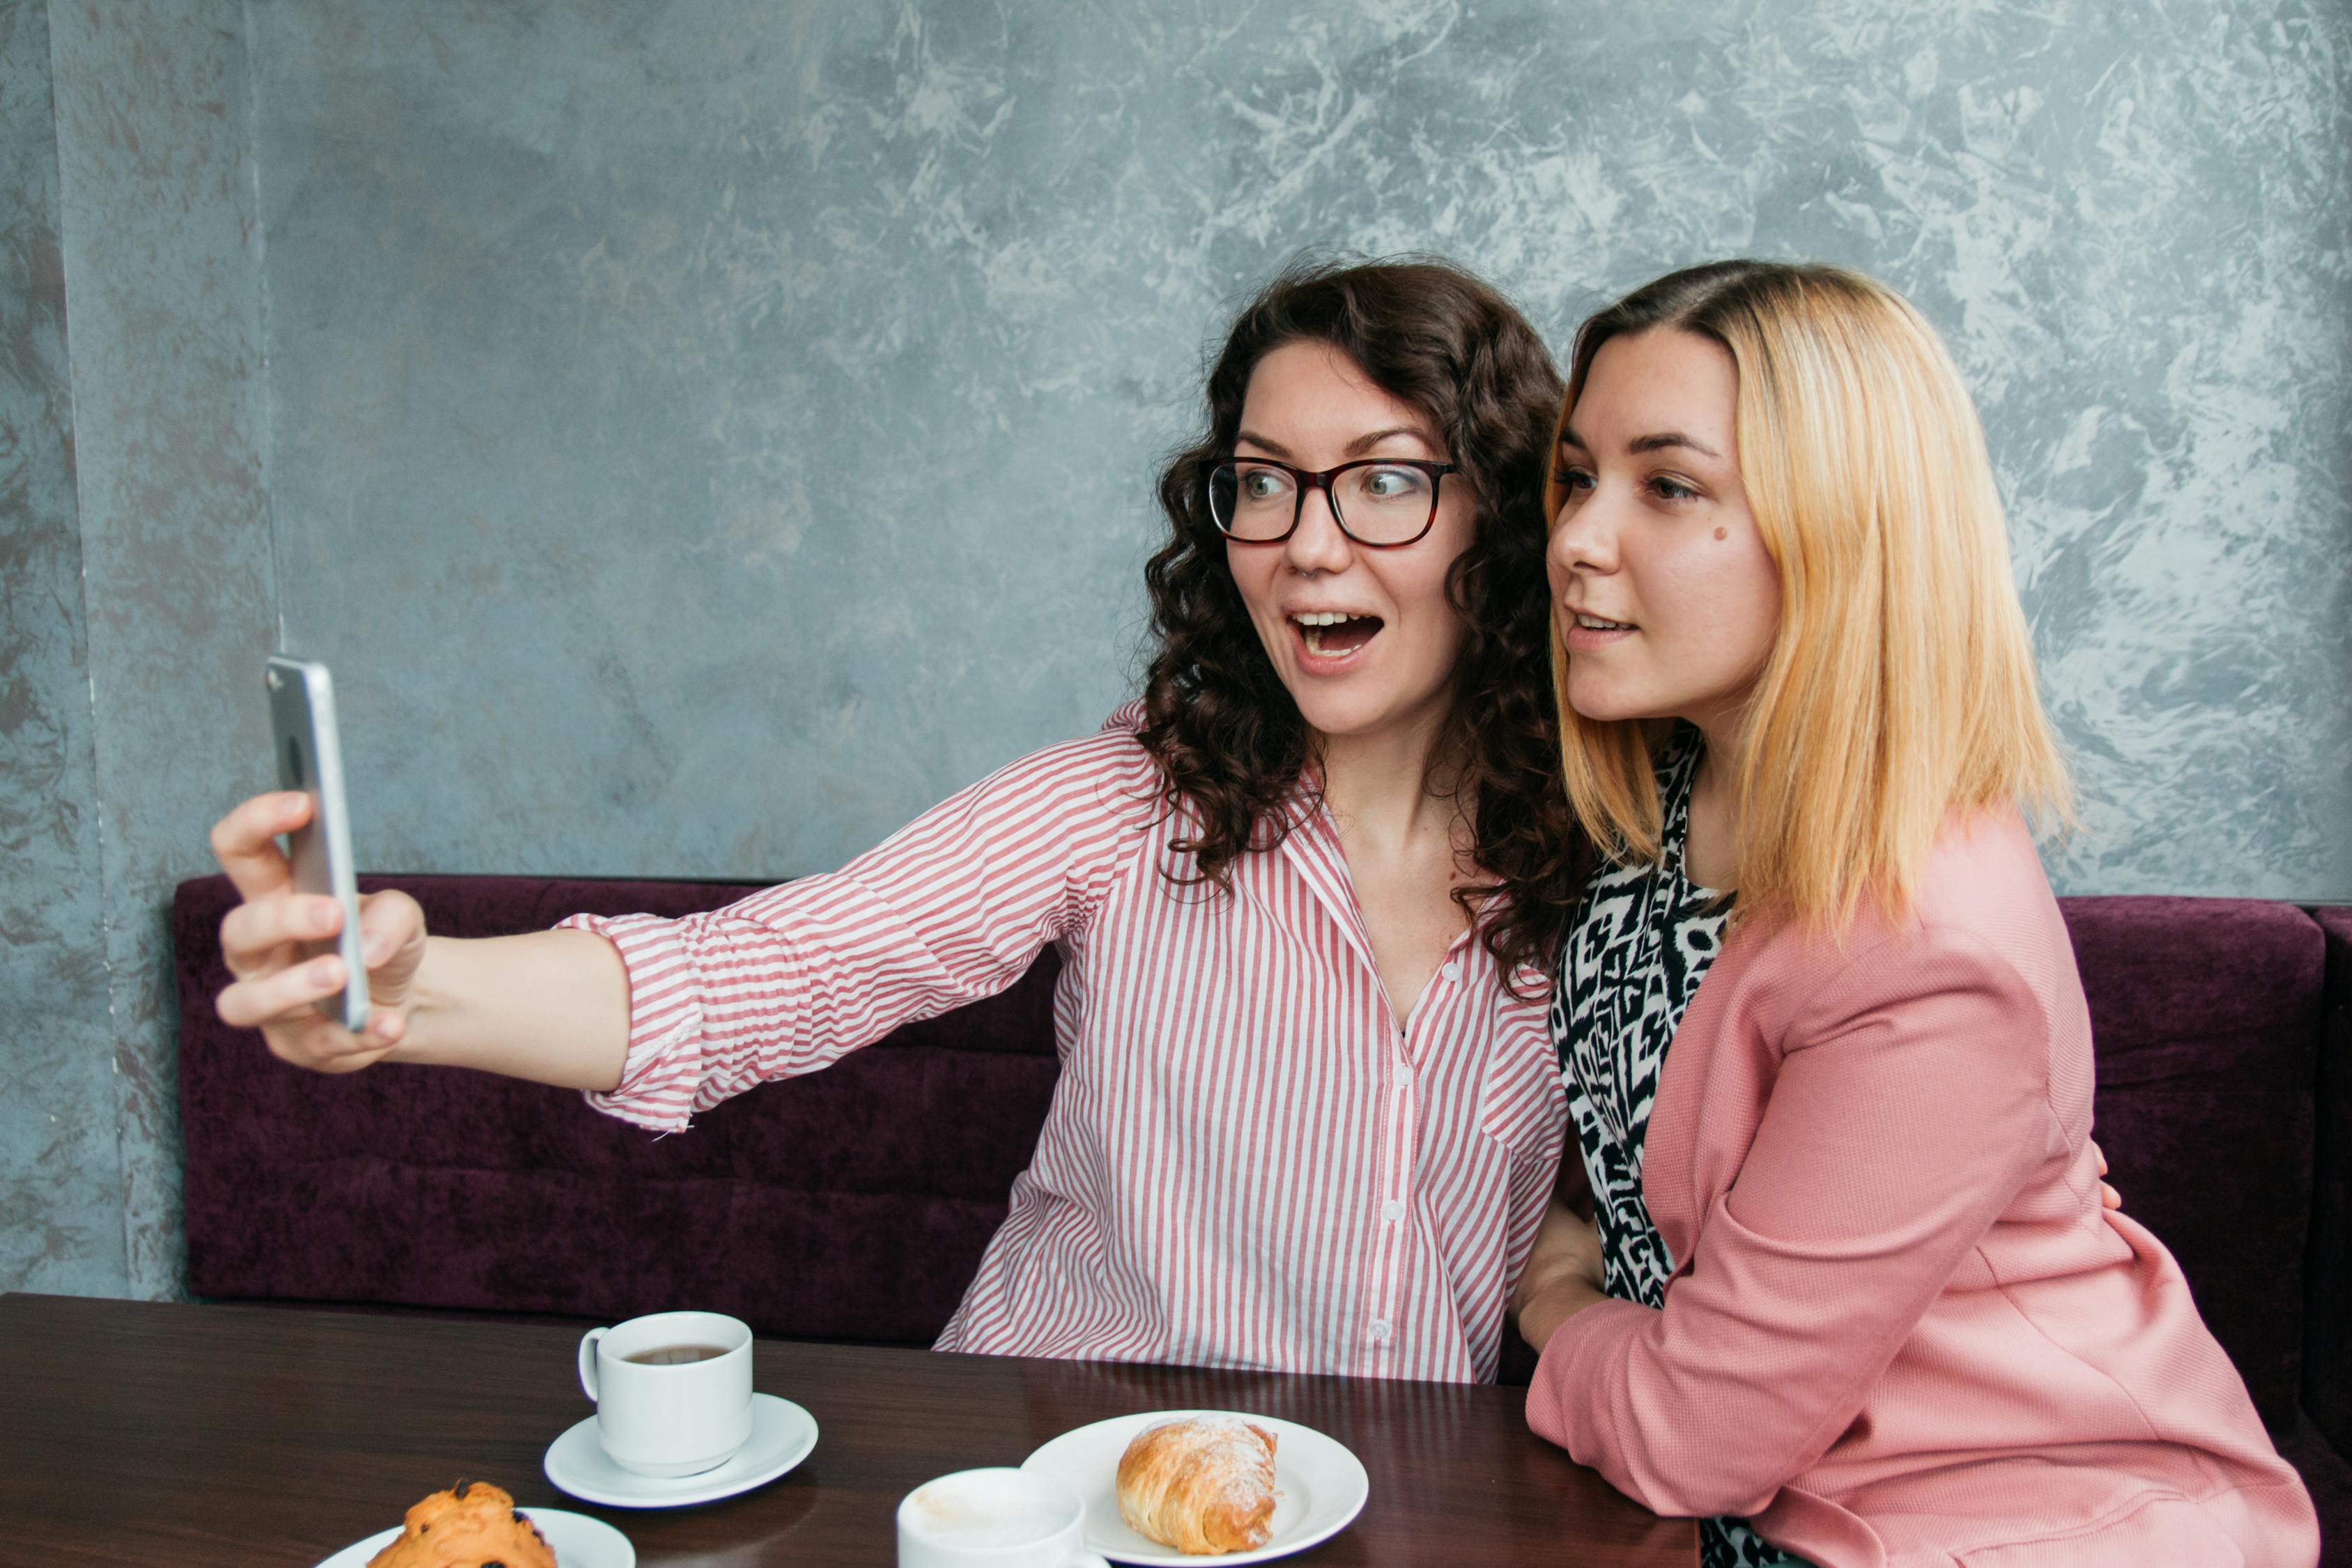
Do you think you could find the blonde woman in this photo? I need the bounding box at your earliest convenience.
[1508,261,2317,1567]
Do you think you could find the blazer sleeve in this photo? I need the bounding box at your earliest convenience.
[1525,923,2059,1519]
[562,728,1162,1132]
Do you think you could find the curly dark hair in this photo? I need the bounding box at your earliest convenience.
[1137,256,1585,979]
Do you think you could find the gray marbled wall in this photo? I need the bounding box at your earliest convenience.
[252,0,2351,900]
[4,0,2348,1298]
[0,0,118,1298]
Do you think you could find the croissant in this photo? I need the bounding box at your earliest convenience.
[1115,1415,1278,1555]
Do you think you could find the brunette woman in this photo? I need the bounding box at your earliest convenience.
[208,259,1584,1383]
[1510,261,2317,1565]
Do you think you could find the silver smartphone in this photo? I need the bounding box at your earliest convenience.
[264,655,369,1032]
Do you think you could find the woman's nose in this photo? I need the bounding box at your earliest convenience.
[1283,486,1354,574]
[1549,496,1616,577]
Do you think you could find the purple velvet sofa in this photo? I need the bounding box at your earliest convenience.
[174,875,2352,1557]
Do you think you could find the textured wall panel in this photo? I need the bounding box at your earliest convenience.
[253,0,2350,899]
[49,0,278,1299]
[0,0,121,1298]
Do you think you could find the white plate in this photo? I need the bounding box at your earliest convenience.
[314,1506,633,1568]
[544,1391,818,1509]
[1022,1410,1369,1566]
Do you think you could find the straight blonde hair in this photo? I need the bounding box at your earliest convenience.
[1551,261,2070,930]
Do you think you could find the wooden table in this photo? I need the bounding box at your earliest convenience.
[0,1293,1693,1566]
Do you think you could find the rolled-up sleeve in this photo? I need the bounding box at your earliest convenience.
[562,728,1160,1133]
[1525,925,2058,1517]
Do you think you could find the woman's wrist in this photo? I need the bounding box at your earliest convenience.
[1510,1195,1608,1353]
[1514,1273,1611,1355]
[390,930,631,1091]
[1509,1253,1589,1317]
[383,934,463,1066]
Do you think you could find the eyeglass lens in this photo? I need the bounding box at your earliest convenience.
[1208,461,1438,545]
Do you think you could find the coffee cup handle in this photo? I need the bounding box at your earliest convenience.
[578,1327,608,1402]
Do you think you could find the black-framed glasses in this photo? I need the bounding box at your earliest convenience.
[1207,456,1460,547]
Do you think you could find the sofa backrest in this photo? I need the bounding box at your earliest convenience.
[175,875,2335,1431]
[2059,898,2321,1429]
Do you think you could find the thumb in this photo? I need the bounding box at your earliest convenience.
[357,888,426,969]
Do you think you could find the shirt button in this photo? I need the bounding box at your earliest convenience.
[1381,1199,1406,1222]
[1441,960,1461,981]
[1392,1064,1413,1088]
[1368,1319,1392,1344]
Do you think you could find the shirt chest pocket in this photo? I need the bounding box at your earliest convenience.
[1477,994,1570,1172]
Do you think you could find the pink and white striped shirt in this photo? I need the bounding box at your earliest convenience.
[562,713,1567,1383]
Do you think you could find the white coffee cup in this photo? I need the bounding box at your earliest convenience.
[576,1309,754,1477]
[897,1468,1111,1568]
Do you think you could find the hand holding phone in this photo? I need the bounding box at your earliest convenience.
[208,785,430,1073]
[210,656,430,1070]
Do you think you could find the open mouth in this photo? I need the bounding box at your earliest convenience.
[1573,613,1636,631]
[1291,610,1384,662]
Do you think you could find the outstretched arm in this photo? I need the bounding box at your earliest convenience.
[210,728,1158,1113]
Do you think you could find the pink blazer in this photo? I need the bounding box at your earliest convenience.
[1526,811,2319,1567]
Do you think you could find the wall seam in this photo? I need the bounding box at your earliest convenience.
[240,0,284,654]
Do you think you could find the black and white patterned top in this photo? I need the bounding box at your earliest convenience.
[1550,728,1809,1568]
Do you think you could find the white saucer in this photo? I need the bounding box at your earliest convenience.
[1022,1410,1369,1566]
[544,1391,818,1509]
[315,1507,633,1567]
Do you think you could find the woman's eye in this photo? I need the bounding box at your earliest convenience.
[1648,475,1698,502]
[1362,466,1427,499]
[1240,469,1289,500]
[1558,467,1595,493]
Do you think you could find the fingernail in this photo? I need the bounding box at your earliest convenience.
[312,902,338,935]
[314,957,343,985]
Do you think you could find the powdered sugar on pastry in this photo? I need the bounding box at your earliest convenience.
[1115,1415,1278,1555]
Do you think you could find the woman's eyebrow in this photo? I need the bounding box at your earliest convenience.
[1345,425,1437,456]
[1627,430,1721,458]
[1235,426,1440,459]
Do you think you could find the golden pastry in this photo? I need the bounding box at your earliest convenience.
[1115,1415,1278,1555]
[364,1479,556,1568]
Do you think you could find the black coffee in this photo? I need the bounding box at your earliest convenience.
[623,1343,730,1365]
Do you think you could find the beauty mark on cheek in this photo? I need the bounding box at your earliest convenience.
[1714,526,1727,541]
